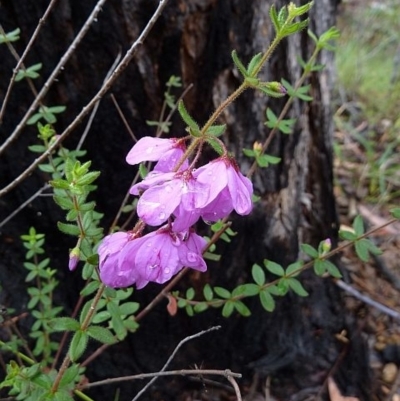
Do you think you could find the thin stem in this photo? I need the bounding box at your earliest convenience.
[82,368,241,389]
[51,284,105,393]
[0,0,171,198]
[247,46,320,178]
[0,0,60,125]
[0,0,109,156]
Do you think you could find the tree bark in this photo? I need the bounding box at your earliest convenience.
[0,0,372,400]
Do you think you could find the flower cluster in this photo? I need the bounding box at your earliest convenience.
[98,136,253,289]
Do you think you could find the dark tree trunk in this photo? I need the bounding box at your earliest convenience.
[0,0,372,400]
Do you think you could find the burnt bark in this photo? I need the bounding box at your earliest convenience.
[0,0,372,400]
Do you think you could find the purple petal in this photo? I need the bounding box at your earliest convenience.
[226,166,253,215]
[200,188,233,222]
[130,171,174,195]
[126,137,175,165]
[154,147,189,172]
[137,179,182,226]
[178,231,207,272]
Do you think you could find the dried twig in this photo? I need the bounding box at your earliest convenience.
[335,279,400,320]
[131,326,221,401]
[0,0,108,156]
[0,0,170,197]
[0,0,60,125]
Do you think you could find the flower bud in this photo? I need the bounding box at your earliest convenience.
[68,247,80,271]
[321,238,332,254]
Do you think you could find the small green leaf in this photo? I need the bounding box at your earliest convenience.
[75,171,100,186]
[231,50,248,77]
[80,281,100,297]
[355,240,369,262]
[49,317,80,332]
[69,331,88,362]
[252,264,265,286]
[259,289,275,312]
[390,208,400,219]
[205,137,224,155]
[324,260,342,278]
[353,215,365,236]
[285,261,303,277]
[57,222,81,236]
[193,302,208,313]
[269,5,281,33]
[214,287,231,299]
[287,278,308,297]
[339,229,357,241]
[234,301,251,316]
[222,301,235,317]
[87,326,116,344]
[178,100,200,134]
[247,53,263,76]
[300,243,318,258]
[314,259,326,276]
[264,260,285,276]
[205,124,226,137]
[203,284,213,301]
[118,302,140,316]
[59,364,80,387]
[186,288,195,300]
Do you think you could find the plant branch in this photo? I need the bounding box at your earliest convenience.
[0,0,171,198]
[0,0,60,125]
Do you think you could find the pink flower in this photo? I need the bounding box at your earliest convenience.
[133,170,209,227]
[98,227,207,289]
[126,136,188,172]
[194,157,253,220]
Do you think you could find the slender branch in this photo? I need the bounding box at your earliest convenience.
[0,0,171,198]
[76,51,122,151]
[227,374,243,401]
[0,0,60,125]
[82,368,241,390]
[0,0,108,156]
[131,326,221,401]
[335,279,400,320]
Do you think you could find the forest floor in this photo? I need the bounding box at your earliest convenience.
[332,0,400,399]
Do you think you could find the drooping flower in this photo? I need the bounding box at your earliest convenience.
[98,231,143,288]
[193,156,253,221]
[131,170,209,228]
[98,227,207,289]
[126,136,188,172]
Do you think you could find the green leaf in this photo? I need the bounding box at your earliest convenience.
[324,260,342,278]
[50,179,70,190]
[27,112,43,125]
[243,148,255,158]
[231,50,248,77]
[300,243,318,258]
[246,53,263,76]
[285,261,303,277]
[75,171,100,186]
[87,326,116,344]
[257,154,281,167]
[251,264,265,286]
[234,301,251,316]
[353,215,365,236]
[269,5,281,33]
[314,259,327,276]
[214,287,231,299]
[0,27,20,44]
[339,229,357,241]
[118,302,139,316]
[193,302,208,313]
[186,288,195,300]
[264,260,285,276]
[28,144,46,153]
[59,364,80,387]
[205,124,226,137]
[92,311,110,324]
[287,278,308,297]
[259,289,275,312]
[203,284,213,301]
[235,283,260,297]
[178,100,200,134]
[80,281,100,297]
[48,317,80,332]
[107,301,127,340]
[53,195,74,210]
[222,301,235,317]
[390,208,400,219]
[355,240,369,262]
[57,222,81,236]
[69,331,88,362]
[205,137,224,155]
